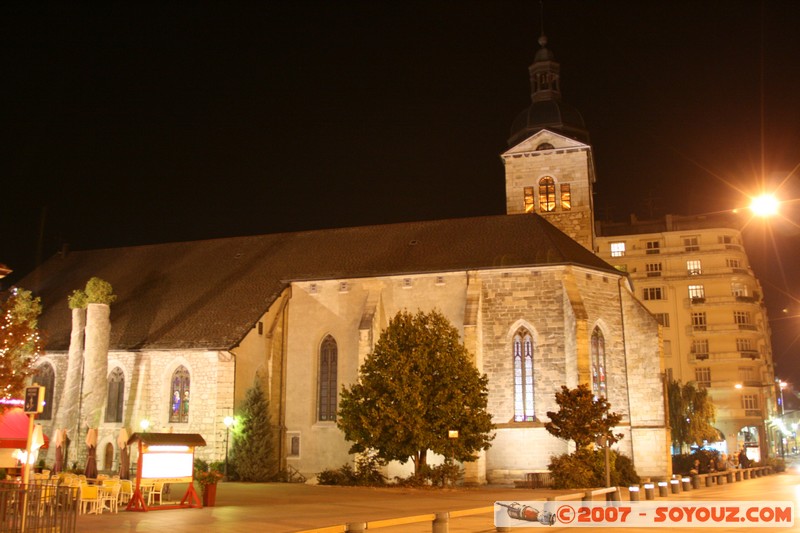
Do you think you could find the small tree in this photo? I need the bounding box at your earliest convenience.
[668,379,717,452]
[229,382,276,481]
[338,309,494,475]
[0,288,43,400]
[545,384,623,448]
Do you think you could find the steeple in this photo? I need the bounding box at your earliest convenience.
[508,34,589,147]
[529,34,561,102]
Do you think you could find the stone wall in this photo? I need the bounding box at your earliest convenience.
[40,349,235,472]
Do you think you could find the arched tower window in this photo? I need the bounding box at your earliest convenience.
[318,336,338,421]
[591,327,606,398]
[169,366,190,423]
[539,177,556,212]
[105,367,124,423]
[513,328,535,421]
[32,363,55,420]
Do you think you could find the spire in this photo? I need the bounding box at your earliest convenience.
[529,32,561,102]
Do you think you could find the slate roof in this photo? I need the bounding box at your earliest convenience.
[18,213,619,352]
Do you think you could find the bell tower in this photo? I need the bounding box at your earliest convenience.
[502,34,597,252]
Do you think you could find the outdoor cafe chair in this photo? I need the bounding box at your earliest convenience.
[79,484,101,515]
[147,481,164,506]
[101,482,121,513]
[119,479,133,505]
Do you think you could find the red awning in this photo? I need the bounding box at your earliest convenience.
[0,408,49,449]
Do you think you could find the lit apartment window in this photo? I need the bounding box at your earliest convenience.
[691,312,707,331]
[734,311,754,331]
[691,339,709,359]
[645,263,662,277]
[645,240,661,254]
[731,282,749,297]
[654,313,670,327]
[695,367,711,387]
[523,186,535,213]
[686,260,702,275]
[738,366,756,384]
[684,236,700,252]
[539,177,556,212]
[688,285,705,301]
[742,394,758,411]
[643,287,664,300]
[560,184,571,210]
[726,258,741,269]
[737,338,753,351]
[610,242,626,257]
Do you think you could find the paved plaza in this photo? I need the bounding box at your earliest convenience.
[75,460,800,533]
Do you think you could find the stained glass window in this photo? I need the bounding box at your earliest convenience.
[513,329,534,421]
[318,336,338,421]
[169,366,190,423]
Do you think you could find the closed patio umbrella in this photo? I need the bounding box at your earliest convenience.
[85,428,98,479]
[117,428,130,479]
[53,428,65,474]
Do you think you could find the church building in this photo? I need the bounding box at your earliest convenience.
[20,35,670,483]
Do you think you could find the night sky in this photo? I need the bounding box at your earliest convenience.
[2,2,799,379]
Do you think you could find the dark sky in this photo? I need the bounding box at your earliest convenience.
[2,2,799,379]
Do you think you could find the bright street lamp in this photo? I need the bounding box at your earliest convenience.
[749,194,780,218]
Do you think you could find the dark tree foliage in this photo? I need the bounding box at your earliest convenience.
[667,379,717,451]
[0,288,43,400]
[229,382,276,481]
[545,384,623,449]
[337,309,495,474]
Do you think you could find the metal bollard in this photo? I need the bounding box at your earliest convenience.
[681,477,691,491]
[629,486,640,502]
[670,479,680,494]
[691,475,700,489]
[644,483,655,500]
[658,481,668,497]
[432,512,449,533]
[347,522,367,532]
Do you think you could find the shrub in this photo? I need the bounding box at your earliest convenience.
[671,449,720,476]
[549,449,639,488]
[766,457,786,473]
[316,451,386,486]
[549,450,596,488]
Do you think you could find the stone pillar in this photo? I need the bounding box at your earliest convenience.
[82,303,111,429]
[53,307,86,466]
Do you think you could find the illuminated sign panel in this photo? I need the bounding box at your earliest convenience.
[141,451,193,479]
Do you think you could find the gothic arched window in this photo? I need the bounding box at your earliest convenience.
[169,366,190,423]
[591,327,607,398]
[539,177,556,212]
[105,367,124,423]
[32,363,55,420]
[318,336,338,421]
[513,328,535,421]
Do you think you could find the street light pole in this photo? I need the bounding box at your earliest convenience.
[223,416,234,479]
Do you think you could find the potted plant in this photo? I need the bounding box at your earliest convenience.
[194,462,223,507]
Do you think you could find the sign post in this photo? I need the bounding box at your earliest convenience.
[22,386,44,485]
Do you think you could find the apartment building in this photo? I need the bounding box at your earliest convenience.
[597,213,778,460]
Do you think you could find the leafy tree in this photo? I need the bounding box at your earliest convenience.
[0,288,43,400]
[668,379,717,451]
[545,384,623,449]
[337,309,494,474]
[229,382,276,481]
